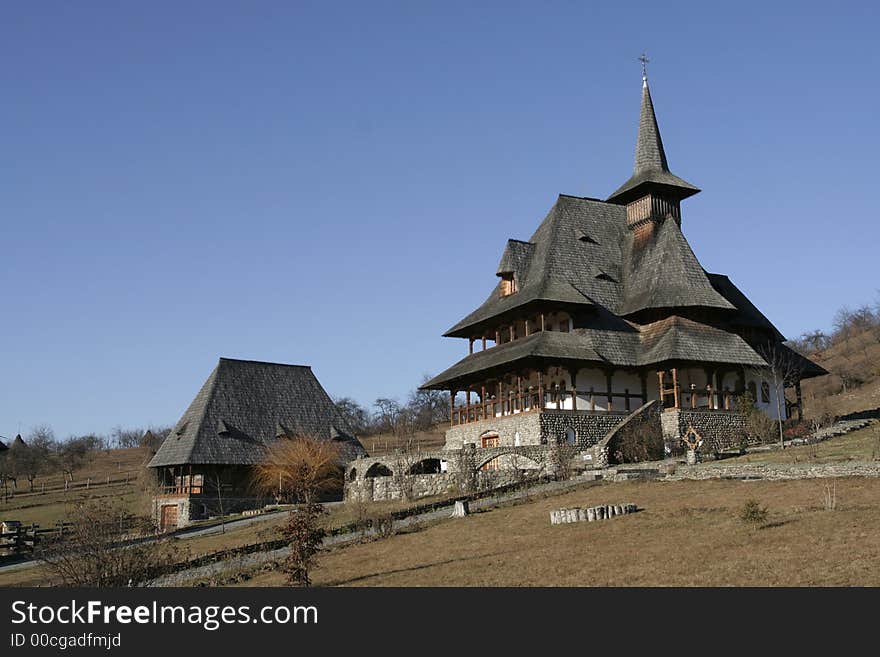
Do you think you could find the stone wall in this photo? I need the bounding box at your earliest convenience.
[152,495,268,530]
[444,409,628,450]
[667,462,880,481]
[444,412,542,449]
[540,410,628,448]
[661,409,748,452]
[344,468,534,503]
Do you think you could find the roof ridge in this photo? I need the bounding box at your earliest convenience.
[219,357,312,369]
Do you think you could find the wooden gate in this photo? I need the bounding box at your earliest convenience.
[160,504,179,532]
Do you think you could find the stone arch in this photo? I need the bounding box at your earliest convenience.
[408,458,442,475]
[364,462,393,478]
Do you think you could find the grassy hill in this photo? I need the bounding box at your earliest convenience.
[798,328,880,419]
[0,447,150,526]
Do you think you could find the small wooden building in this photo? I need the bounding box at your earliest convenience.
[148,357,366,530]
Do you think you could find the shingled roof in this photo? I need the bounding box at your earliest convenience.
[607,79,699,205]
[148,358,366,468]
[424,315,770,389]
[444,195,625,337]
[619,217,735,316]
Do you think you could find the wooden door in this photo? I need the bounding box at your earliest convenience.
[160,504,179,532]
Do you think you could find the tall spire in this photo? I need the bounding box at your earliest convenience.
[607,65,699,206]
[634,79,669,177]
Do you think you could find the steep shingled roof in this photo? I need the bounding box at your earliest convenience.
[444,195,626,337]
[424,315,770,389]
[619,217,735,316]
[148,358,366,468]
[607,80,699,204]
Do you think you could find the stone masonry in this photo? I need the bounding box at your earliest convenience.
[444,408,629,450]
[661,409,747,453]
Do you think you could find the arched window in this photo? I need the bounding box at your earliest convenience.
[761,381,771,404]
[564,427,577,445]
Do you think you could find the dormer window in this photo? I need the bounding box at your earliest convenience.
[500,273,517,297]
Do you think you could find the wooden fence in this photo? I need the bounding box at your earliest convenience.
[0,522,74,559]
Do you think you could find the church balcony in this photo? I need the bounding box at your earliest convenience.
[450,387,647,426]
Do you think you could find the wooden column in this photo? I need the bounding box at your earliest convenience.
[605,369,614,412]
[671,368,680,409]
[568,368,578,411]
[517,374,523,412]
[497,381,503,416]
[537,370,544,409]
[495,328,501,345]
[624,388,630,412]
[589,386,595,411]
[795,380,803,420]
[482,335,487,350]
[469,338,474,355]
[658,371,665,408]
[540,312,545,331]
[640,371,648,405]
[525,318,531,336]
[481,384,487,418]
[510,324,515,342]
[449,389,457,427]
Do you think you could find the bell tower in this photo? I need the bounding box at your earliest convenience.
[607,57,699,231]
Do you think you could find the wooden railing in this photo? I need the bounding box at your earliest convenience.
[660,387,736,412]
[157,484,204,496]
[451,388,647,426]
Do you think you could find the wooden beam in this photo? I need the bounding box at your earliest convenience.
[672,368,680,409]
[605,369,614,412]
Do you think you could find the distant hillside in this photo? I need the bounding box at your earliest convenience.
[795,324,880,419]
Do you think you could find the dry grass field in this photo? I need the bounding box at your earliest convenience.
[723,423,880,465]
[239,475,880,587]
[0,447,151,525]
[357,429,446,456]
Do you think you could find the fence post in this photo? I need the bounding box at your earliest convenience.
[86,477,91,490]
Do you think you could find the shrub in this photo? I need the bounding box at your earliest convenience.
[739,499,768,525]
[611,413,664,463]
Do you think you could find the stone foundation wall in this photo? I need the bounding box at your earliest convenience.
[667,462,880,481]
[444,409,628,450]
[661,409,748,452]
[152,495,268,530]
[344,469,534,503]
[444,412,543,449]
[540,410,628,448]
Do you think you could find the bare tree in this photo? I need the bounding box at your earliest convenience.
[251,435,342,586]
[752,343,803,449]
[332,397,371,435]
[36,500,183,587]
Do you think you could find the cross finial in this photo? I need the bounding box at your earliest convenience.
[638,52,650,84]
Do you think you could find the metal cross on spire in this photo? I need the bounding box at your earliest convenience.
[638,52,650,83]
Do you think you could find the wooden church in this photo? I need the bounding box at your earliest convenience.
[422,71,825,453]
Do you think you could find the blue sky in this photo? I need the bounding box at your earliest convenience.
[2,1,878,439]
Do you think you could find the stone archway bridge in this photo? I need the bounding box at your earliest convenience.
[346,443,571,483]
